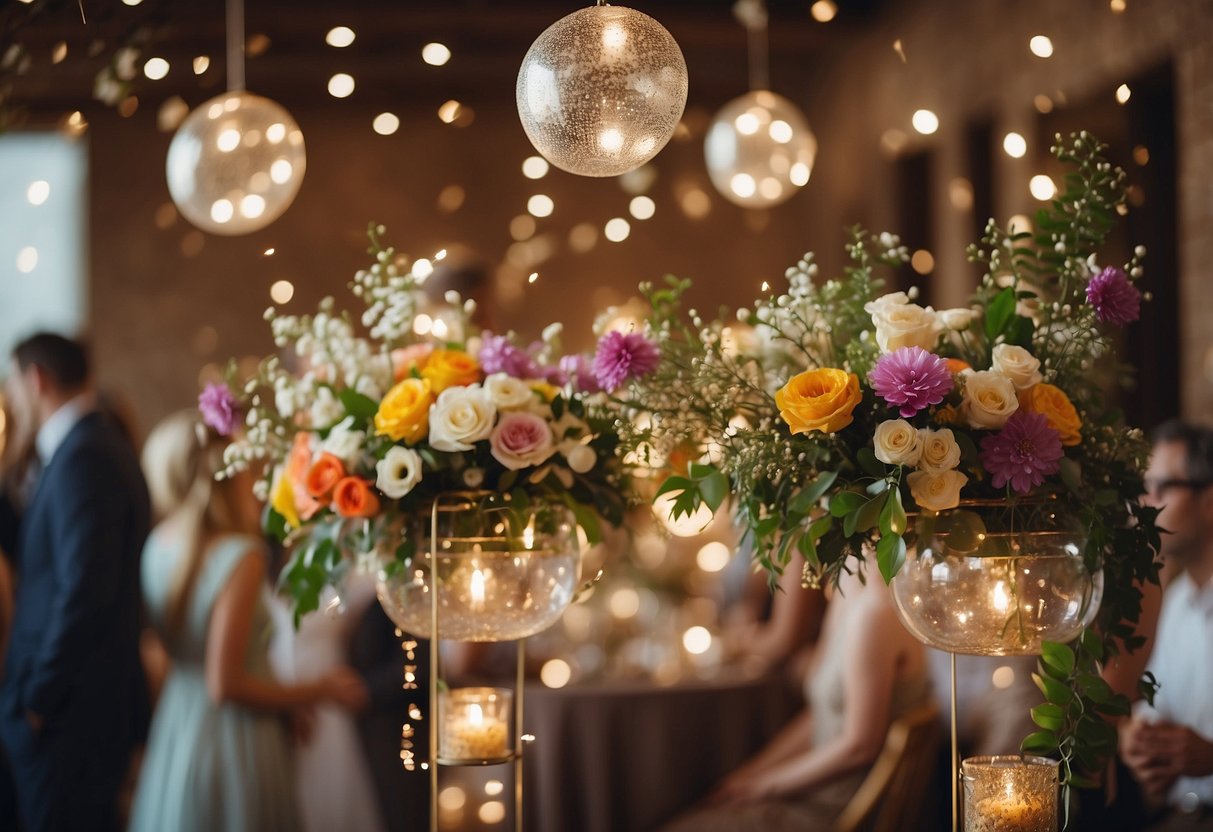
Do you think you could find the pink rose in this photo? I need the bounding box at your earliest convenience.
[391,343,434,381]
[489,412,556,471]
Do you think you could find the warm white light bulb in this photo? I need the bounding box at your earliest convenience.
[325,26,355,48]
[911,109,939,135]
[1003,132,1027,158]
[422,43,451,66]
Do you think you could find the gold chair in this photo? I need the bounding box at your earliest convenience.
[834,703,942,832]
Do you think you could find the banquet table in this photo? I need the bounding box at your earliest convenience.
[521,672,800,832]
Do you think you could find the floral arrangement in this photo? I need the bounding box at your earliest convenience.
[202,224,657,620]
[614,133,1161,790]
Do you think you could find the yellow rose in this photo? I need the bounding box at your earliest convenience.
[374,378,433,443]
[775,368,862,435]
[270,467,301,529]
[529,381,561,403]
[421,349,481,393]
[1018,383,1082,446]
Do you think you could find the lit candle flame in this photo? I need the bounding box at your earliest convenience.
[469,703,484,726]
[992,581,1009,613]
[522,523,535,550]
[470,568,486,607]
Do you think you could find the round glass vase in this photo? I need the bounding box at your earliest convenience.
[890,499,1102,656]
[375,492,581,642]
[962,755,1059,832]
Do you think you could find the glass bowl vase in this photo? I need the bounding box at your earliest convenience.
[376,493,581,642]
[890,500,1102,656]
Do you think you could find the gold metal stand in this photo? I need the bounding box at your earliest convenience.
[428,496,528,832]
[951,651,958,832]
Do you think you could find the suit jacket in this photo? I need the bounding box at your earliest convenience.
[0,411,151,831]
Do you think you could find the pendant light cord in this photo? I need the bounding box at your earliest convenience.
[734,0,769,92]
[226,0,245,92]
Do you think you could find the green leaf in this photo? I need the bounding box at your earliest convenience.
[688,461,717,480]
[1032,672,1074,706]
[569,500,602,545]
[263,505,288,542]
[338,388,379,421]
[808,514,833,541]
[1077,675,1114,705]
[1059,457,1083,493]
[655,475,693,500]
[857,448,886,478]
[889,488,907,536]
[829,490,866,517]
[797,531,819,567]
[1080,628,1104,661]
[985,287,1017,341]
[1041,642,1076,677]
[1030,703,1065,731]
[698,469,729,512]
[1021,730,1058,755]
[789,471,839,515]
[855,495,885,533]
[866,479,890,497]
[876,533,906,583]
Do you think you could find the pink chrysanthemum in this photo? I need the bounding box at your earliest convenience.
[198,382,240,436]
[592,331,660,393]
[867,346,954,418]
[479,334,541,378]
[1086,266,1141,326]
[979,411,1064,494]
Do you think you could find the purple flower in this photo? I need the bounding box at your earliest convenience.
[198,382,240,436]
[979,411,1064,495]
[1086,266,1141,326]
[479,333,541,378]
[558,354,601,394]
[592,331,660,392]
[868,346,954,418]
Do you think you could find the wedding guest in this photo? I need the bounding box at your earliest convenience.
[1120,420,1213,830]
[129,410,368,832]
[0,332,150,832]
[662,561,932,830]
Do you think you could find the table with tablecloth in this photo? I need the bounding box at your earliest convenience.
[521,672,800,832]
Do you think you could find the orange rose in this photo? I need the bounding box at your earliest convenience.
[421,349,481,393]
[1018,383,1083,446]
[285,432,322,521]
[305,452,347,501]
[333,476,380,518]
[390,343,434,382]
[945,358,971,375]
[775,368,862,435]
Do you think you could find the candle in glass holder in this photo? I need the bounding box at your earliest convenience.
[962,755,1058,832]
[439,687,512,763]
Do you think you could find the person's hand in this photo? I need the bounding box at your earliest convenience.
[706,768,776,807]
[320,666,369,711]
[1122,718,1213,802]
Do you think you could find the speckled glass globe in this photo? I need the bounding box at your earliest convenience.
[166,91,306,235]
[704,90,817,208]
[516,5,688,177]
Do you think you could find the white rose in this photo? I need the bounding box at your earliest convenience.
[990,344,1043,390]
[566,443,597,474]
[907,469,969,512]
[428,385,497,451]
[865,292,941,353]
[939,308,977,331]
[917,428,962,472]
[309,386,345,428]
[321,416,366,468]
[961,370,1019,429]
[375,446,423,499]
[873,419,922,466]
[484,373,536,411]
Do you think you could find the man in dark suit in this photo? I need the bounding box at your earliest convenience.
[0,333,150,832]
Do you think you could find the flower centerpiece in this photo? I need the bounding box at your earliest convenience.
[205,224,656,624]
[614,133,1161,790]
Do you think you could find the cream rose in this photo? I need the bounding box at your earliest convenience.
[917,427,962,472]
[375,446,423,499]
[907,469,969,512]
[873,419,922,466]
[489,411,557,470]
[939,308,977,331]
[961,370,1019,429]
[865,291,941,353]
[484,372,537,411]
[428,385,496,451]
[990,344,1043,390]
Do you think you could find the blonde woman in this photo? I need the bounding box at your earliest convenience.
[129,411,367,832]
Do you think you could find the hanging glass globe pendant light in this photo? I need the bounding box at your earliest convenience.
[516,2,689,178]
[704,0,817,208]
[166,0,306,234]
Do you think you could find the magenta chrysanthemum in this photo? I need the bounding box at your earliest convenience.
[198,382,240,436]
[1086,266,1141,326]
[558,354,602,394]
[867,346,953,418]
[979,411,1064,494]
[592,331,660,392]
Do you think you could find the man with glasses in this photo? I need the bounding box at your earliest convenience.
[1122,420,1213,830]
